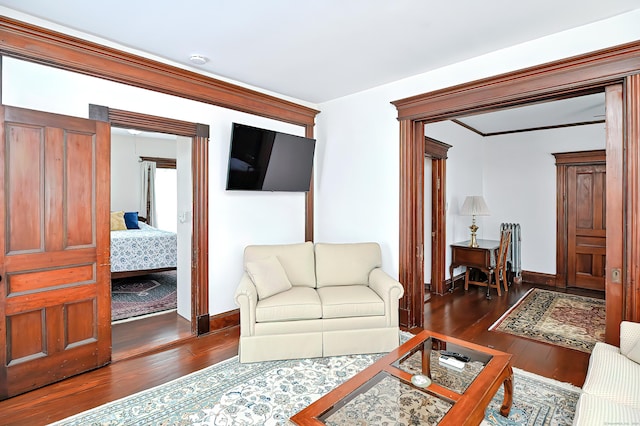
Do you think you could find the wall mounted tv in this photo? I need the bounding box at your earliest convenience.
[226,123,316,192]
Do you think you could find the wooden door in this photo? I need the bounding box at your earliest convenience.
[567,164,606,290]
[0,106,111,399]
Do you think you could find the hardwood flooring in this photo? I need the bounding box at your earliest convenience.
[0,281,602,425]
[112,311,192,362]
[424,279,602,387]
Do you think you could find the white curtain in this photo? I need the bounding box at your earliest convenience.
[140,160,157,227]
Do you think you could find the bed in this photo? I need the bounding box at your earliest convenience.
[110,221,178,278]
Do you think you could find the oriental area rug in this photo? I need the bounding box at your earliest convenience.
[53,334,581,426]
[490,288,605,353]
[111,270,177,321]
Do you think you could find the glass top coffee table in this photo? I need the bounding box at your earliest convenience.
[290,329,513,426]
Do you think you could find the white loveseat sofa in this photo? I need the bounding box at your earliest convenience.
[234,241,405,363]
[573,321,640,425]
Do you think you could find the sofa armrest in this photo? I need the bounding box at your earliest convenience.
[620,321,640,356]
[369,268,405,327]
[234,273,258,337]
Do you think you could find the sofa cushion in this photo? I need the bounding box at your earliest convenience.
[245,256,292,300]
[574,393,640,425]
[256,287,322,323]
[244,242,316,288]
[626,339,640,364]
[315,242,382,288]
[582,341,640,410]
[317,286,384,318]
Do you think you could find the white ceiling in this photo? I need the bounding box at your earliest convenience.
[1,1,639,104]
[456,92,606,135]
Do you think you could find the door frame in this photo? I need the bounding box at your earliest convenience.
[424,137,451,295]
[392,41,640,345]
[89,105,211,335]
[553,150,606,289]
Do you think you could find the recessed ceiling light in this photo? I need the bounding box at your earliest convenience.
[189,54,208,65]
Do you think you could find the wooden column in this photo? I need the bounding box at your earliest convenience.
[424,137,451,295]
[605,84,624,345]
[626,74,640,322]
[399,119,425,329]
[193,124,210,335]
[305,123,315,242]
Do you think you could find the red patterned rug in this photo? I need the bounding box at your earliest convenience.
[489,288,605,353]
[111,271,177,321]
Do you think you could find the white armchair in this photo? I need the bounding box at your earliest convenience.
[573,321,640,425]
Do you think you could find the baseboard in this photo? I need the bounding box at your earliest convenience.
[522,270,557,286]
[209,309,240,333]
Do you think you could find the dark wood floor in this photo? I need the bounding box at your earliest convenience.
[112,311,192,362]
[0,281,602,425]
[423,280,602,388]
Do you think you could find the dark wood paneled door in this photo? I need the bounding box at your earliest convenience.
[567,164,606,291]
[0,106,111,399]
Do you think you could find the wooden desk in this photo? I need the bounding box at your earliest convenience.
[449,239,500,294]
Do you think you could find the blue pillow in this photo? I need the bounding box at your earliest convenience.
[123,212,139,229]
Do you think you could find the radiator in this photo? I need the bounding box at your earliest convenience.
[500,223,522,278]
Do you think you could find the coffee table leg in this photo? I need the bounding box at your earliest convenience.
[500,366,514,417]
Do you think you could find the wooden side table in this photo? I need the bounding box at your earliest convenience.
[449,239,500,295]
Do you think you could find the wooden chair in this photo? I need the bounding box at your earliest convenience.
[487,229,511,297]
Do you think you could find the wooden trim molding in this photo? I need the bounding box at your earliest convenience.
[626,74,640,322]
[393,41,640,331]
[139,157,176,169]
[192,131,210,335]
[424,137,451,295]
[553,150,606,165]
[392,40,640,122]
[398,119,425,328]
[209,309,240,332]
[305,124,315,242]
[0,17,319,127]
[522,271,557,287]
[605,84,624,345]
[424,136,452,159]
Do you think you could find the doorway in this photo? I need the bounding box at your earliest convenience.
[89,105,211,359]
[554,150,606,291]
[108,129,194,361]
[396,77,629,345]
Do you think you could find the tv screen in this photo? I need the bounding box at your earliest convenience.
[226,123,316,192]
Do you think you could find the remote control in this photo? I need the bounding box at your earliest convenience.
[440,351,470,363]
[439,355,465,370]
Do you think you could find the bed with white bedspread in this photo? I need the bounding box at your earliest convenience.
[110,222,177,277]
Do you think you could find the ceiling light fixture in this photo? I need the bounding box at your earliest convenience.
[127,129,142,135]
[189,54,208,65]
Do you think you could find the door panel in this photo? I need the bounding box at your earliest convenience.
[567,164,606,291]
[0,105,111,399]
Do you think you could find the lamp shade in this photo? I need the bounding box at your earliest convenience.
[460,196,490,216]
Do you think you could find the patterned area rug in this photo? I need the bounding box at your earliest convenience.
[53,334,581,426]
[490,288,605,353]
[111,271,177,321]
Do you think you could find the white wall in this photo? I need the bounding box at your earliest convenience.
[481,124,605,274]
[111,133,177,212]
[315,10,640,280]
[2,57,309,316]
[176,136,193,319]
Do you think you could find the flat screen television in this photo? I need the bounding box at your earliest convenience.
[226,123,316,192]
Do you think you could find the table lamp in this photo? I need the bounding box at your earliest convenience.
[460,196,490,247]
